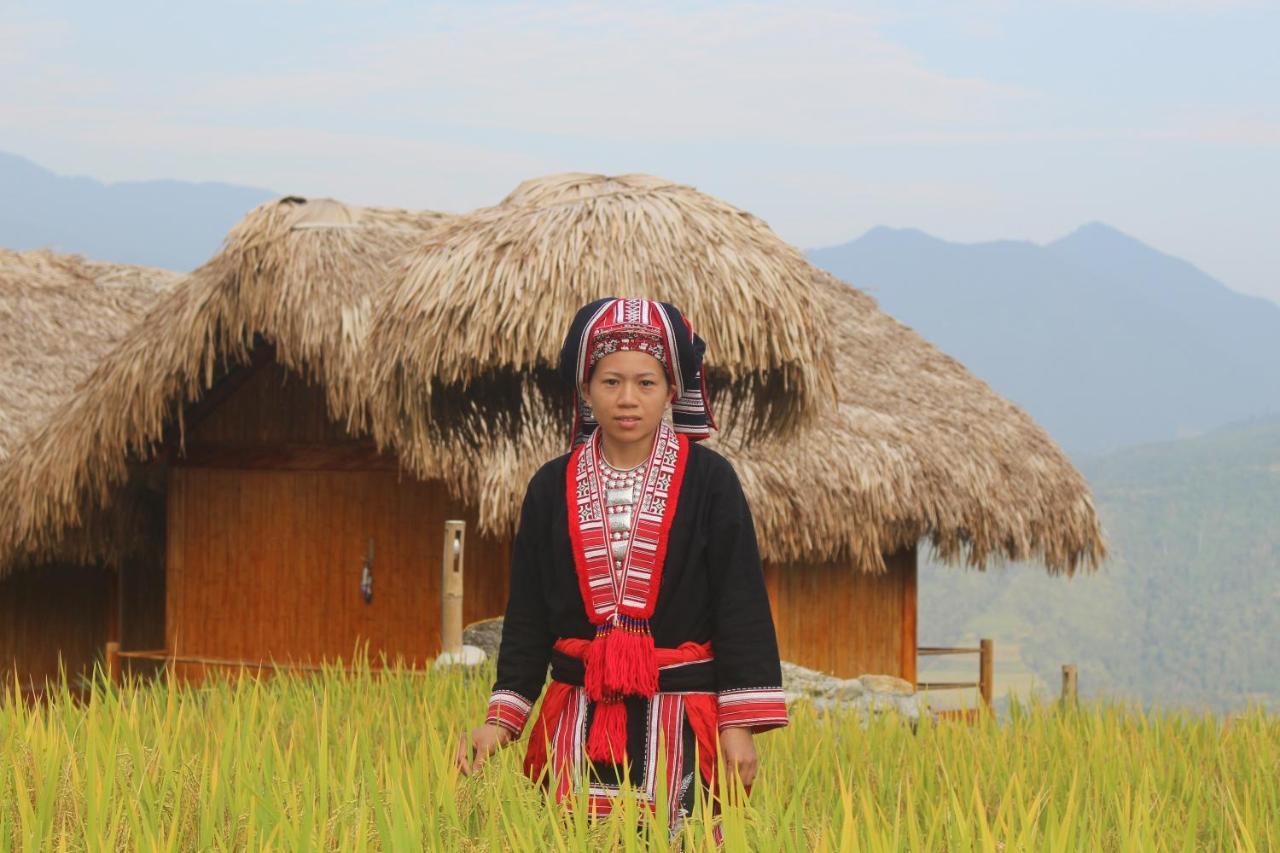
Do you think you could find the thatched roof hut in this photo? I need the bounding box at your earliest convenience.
[0,177,1105,684]
[0,198,448,576]
[0,249,180,462]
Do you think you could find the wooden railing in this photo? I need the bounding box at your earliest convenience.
[916,638,993,713]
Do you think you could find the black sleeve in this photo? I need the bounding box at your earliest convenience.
[704,454,790,732]
[484,469,556,736]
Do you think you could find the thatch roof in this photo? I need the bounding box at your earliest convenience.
[365,172,838,446]
[725,271,1106,576]
[385,268,1106,577]
[0,197,449,576]
[0,185,1105,581]
[0,249,180,462]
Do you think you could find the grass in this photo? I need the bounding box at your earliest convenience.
[1,651,1276,851]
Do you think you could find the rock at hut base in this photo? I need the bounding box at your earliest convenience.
[781,660,928,730]
[433,644,488,668]
[462,617,505,658]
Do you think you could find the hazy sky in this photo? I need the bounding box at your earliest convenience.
[3,1,1277,302]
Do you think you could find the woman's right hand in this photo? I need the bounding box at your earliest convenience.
[456,722,514,775]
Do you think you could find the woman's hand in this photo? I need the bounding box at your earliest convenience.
[718,726,758,789]
[456,723,513,775]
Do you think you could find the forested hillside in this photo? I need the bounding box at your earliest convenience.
[919,414,1280,714]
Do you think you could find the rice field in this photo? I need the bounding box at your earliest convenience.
[2,653,1276,852]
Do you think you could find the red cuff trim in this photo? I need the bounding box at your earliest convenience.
[717,687,789,733]
[486,690,534,736]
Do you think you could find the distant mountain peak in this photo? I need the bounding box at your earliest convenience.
[809,225,946,255]
[864,224,925,238]
[861,224,938,242]
[1050,221,1151,253]
[1070,220,1125,236]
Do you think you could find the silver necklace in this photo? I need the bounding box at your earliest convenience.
[598,452,647,571]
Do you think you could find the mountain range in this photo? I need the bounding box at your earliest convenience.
[809,225,1280,458]
[0,151,274,272]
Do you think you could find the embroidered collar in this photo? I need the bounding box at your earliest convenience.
[566,420,689,622]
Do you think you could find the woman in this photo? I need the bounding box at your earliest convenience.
[456,297,788,836]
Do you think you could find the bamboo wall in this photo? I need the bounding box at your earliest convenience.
[165,361,511,679]
[0,563,113,693]
[764,546,917,681]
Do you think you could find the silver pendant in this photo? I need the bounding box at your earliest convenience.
[606,487,635,506]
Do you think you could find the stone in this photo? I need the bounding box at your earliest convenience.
[433,644,488,668]
[462,617,505,658]
[857,674,916,696]
[781,660,843,699]
[830,679,868,702]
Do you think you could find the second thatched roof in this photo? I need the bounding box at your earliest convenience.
[725,270,1106,575]
[0,248,181,461]
[0,198,449,576]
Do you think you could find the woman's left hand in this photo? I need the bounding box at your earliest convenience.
[718,726,758,789]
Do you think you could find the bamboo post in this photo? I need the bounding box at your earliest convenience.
[978,638,993,709]
[1061,664,1078,705]
[106,641,120,686]
[105,565,122,686]
[441,520,466,656]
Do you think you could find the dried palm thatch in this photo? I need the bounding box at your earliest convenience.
[0,249,180,578]
[724,271,1106,576]
[375,267,1105,577]
[365,172,838,449]
[0,198,449,577]
[0,249,180,461]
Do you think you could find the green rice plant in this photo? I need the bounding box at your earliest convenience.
[1,648,1275,851]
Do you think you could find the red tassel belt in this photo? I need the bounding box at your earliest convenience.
[554,636,714,667]
[549,639,716,691]
[522,637,720,787]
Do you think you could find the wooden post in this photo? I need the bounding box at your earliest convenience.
[1061,664,1078,705]
[106,641,120,686]
[107,566,121,686]
[441,520,466,656]
[978,638,993,710]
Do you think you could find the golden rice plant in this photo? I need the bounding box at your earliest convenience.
[2,647,1275,851]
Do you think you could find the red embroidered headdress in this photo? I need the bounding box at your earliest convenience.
[561,297,717,450]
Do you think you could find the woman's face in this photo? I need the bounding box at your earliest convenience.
[583,350,672,447]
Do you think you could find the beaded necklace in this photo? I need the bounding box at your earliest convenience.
[596,450,647,584]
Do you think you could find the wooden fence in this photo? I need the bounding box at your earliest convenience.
[917,638,993,722]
